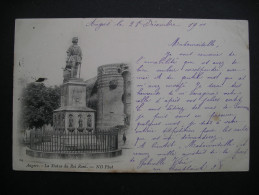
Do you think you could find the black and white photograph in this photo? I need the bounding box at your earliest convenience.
[13,18,249,172]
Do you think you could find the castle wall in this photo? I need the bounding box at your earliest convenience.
[96,64,126,130]
[122,70,131,125]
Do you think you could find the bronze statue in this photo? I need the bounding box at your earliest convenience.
[64,37,82,81]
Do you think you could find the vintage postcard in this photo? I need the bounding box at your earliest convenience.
[13,18,249,172]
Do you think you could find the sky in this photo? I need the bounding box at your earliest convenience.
[14,18,172,86]
[14,18,248,87]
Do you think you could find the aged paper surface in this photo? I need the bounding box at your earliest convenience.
[13,18,249,172]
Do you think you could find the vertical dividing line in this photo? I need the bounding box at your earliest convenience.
[78,131,79,154]
[34,132,35,150]
[105,132,106,152]
[44,132,46,152]
[40,131,42,151]
[43,132,45,152]
[37,133,41,150]
[103,133,104,152]
[35,132,36,150]
[56,131,57,152]
[39,131,40,151]
[106,133,108,152]
[59,131,60,153]
[83,133,86,151]
[81,131,82,152]
[30,132,32,149]
[36,132,38,150]
[35,132,36,151]
[44,132,45,152]
[116,133,118,149]
[53,132,55,152]
[113,133,114,150]
[98,132,99,152]
[109,133,111,151]
[42,131,43,152]
[58,132,59,152]
[38,132,39,151]
[113,134,114,150]
[43,131,44,152]
[60,131,62,153]
[83,132,84,152]
[51,132,53,152]
[33,132,35,150]
[78,131,80,153]
[69,131,70,153]
[34,132,36,150]
[109,133,110,151]
[63,131,65,153]
[41,131,42,151]
[53,132,54,152]
[114,134,115,150]
[59,132,61,152]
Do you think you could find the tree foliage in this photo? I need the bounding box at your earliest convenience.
[21,83,60,129]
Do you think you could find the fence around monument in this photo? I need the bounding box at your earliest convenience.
[29,130,119,153]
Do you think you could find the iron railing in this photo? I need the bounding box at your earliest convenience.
[29,130,118,153]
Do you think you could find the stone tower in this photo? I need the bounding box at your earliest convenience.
[96,63,127,130]
[122,65,131,126]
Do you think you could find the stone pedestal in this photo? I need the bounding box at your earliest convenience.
[53,78,96,133]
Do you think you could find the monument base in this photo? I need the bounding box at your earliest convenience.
[53,78,96,133]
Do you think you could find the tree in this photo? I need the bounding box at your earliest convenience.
[21,82,60,130]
